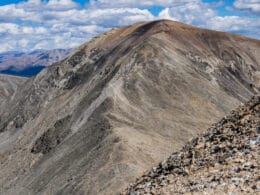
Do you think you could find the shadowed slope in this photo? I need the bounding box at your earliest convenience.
[0,20,259,194]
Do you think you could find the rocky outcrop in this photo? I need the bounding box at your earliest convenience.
[123,96,260,194]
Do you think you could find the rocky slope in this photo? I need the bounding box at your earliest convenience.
[0,20,259,195]
[0,49,71,77]
[0,74,27,109]
[123,96,260,194]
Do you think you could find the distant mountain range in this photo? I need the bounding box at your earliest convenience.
[0,49,72,77]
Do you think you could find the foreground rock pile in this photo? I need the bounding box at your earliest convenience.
[123,96,260,194]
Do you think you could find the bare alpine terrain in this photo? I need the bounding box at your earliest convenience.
[0,74,27,109]
[0,20,259,195]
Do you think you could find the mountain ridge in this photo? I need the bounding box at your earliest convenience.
[0,20,259,194]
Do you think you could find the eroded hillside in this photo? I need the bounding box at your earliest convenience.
[0,74,27,110]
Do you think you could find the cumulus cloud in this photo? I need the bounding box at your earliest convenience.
[0,0,259,53]
[0,0,155,52]
[0,0,154,26]
[89,0,199,8]
[158,1,260,38]
[0,4,37,22]
[233,0,260,15]
[158,2,215,26]
[18,0,78,11]
[207,16,257,30]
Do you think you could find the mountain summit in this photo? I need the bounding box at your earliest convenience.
[0,20,259,194]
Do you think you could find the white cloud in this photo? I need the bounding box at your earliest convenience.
[158,2,215,25]
[46,0,78,10]
[0,4,37,22]
[86,8,154,26]
[0,23,19,34]
[158,1,260,38]
[207,16,260,37]
[18,0,78,11]
[0,1,154,26]
[0,0,156,52]
[19,39,30,48]
[90,0,199,8]
[234,0,260,15]
[0,23,48,35]
[158,8,176,20]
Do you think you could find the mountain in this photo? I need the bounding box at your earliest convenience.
[0,20,259,195]
[0,74,27,109]
[124,96,260,194]
[0,49,71,77]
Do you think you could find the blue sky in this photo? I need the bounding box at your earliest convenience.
[0,0,259,52]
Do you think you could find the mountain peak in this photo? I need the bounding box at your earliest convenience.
[0,20,259,195]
